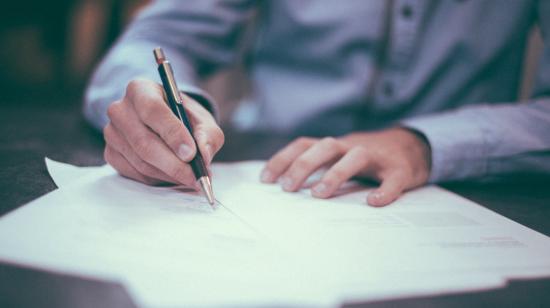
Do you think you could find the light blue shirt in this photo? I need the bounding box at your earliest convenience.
[85,0,550,183]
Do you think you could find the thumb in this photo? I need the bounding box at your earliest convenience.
[367,172,406,207]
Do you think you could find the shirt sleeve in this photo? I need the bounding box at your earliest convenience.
[402,1,550,183]
[83,0,257,130]
[402,100,550,182]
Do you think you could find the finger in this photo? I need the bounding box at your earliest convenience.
[127,79,197,162]
[311,146,370,198]
[367,171,407,207]
[183,95,224,164]
[104,145,160,185]
[261,137,316,183]
[107,99,196,187]
[104,123,175,184]
[280,137,344,192]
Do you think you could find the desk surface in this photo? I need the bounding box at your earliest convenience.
[1,103,549,308]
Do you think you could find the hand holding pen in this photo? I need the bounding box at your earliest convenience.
[102,51,224,205]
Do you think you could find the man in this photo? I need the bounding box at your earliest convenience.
[85,1,550,206]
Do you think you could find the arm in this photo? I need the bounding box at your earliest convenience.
[402,100,550,182]
[84,0,257,130]
[403,0,550,182]
[86,0,257,187]
[261,1,550,206]
[261,99,550,207]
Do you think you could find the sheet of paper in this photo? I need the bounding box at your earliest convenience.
[39,159,550,296]
[45,157,107,188]
[0,159,549,308]
[213,162,550,300]
[2,160,334,307]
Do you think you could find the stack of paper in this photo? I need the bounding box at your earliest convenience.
[0,159,549,307]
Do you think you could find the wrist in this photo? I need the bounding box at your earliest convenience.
[395,127,432,183]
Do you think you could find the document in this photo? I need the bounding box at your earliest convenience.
[0,159,549,307]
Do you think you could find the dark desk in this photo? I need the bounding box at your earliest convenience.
[1,103,549,308]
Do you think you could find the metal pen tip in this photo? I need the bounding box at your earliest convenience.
[198,176,215,208]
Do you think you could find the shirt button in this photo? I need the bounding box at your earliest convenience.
[383,82,395,97]
[401,5,413,19]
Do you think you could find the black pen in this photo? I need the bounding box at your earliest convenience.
[153,47,215,207]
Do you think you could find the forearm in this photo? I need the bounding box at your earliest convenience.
[403,99,550,182]
[83,0,256,130]
[84,42,211,130]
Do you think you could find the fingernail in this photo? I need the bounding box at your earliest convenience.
[281,177,294,191]
[177,144,193,161]
[312,183,327,197]
[368,191,385,206]
[371,192,381,200]
[260,169,273,183]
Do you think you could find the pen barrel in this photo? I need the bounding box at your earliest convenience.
[158,63,208,179]
[173,102,209,178]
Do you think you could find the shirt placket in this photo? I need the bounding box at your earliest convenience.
[375,0,426,107]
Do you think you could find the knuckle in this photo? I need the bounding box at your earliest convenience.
[294,137,313,147]
[103,124,121,148]
[103,124,113,143]
[215,126,225,143]
[125,79,146,98]
[126,79,161,110]
[320,137,342,152]
[107,101,123,121]
[320,136,336,146]
[211,126,225,150]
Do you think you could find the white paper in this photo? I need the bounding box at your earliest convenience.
[0,159,549,307]
[45,157,106,188]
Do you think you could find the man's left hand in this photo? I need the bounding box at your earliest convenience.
[260,128,432,206]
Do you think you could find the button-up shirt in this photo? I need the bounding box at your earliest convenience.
[85,0,550,182]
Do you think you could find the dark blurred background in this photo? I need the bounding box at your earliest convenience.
[0,0,250,123]
[0,0,149,106]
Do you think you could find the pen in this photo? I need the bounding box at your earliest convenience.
[153,47,216,207]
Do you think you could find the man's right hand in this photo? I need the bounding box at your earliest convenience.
[103,79,224,186]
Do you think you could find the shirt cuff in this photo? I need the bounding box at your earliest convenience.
[401,110,489,183]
